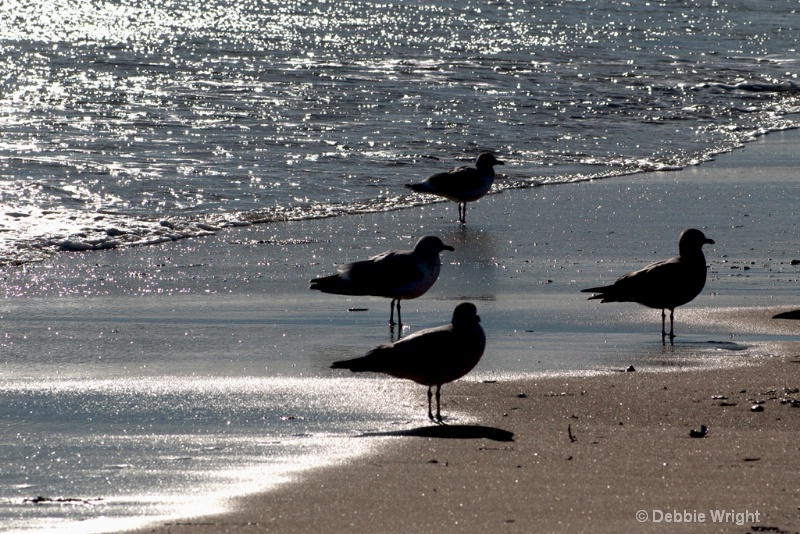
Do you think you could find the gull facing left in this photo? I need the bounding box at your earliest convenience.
[331,302,486,422]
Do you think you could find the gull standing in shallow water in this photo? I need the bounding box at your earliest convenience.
[331,302,486,423]
[582,228,715,341]
[309,236,454,327]
[405,152,504,224]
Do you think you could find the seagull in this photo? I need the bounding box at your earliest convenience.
[310,236,454,326]
[331,302,486,422]
[405,152,504,224]
[581,228,715,341]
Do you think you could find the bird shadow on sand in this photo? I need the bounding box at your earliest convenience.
[359,424,514,442]
[774,309,800,320]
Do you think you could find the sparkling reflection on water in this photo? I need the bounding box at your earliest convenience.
[0,376,417,533]
[1,0,799,264]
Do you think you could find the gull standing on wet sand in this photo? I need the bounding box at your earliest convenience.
[309,236,454,326]
[582,228,715,341]
[331,302,486,423]
[405,152,504,224]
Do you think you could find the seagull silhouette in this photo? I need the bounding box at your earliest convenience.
[310,236,454,326]
[331,302,486,423]
[582,228,715,341]
[405,152,504,224]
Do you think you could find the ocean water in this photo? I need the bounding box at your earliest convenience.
[2,0,799,265]
[1,0,800,532]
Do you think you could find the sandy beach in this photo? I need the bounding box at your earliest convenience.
[142,350,800,534]
[115,129,800,534]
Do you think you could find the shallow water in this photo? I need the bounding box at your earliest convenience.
[1,376,422,534]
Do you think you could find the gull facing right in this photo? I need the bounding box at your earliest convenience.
[405,152,504,224]
[310,236,454,326]
[331,302,486,423]
[582,228,715,341]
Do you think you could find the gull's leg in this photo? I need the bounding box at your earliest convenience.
[669,309,676,341]
[389,299,396,326]
[661,309,667,340]
[427,386,435,421]
[397,300,402,327]
[435,384,443,423]
[458,202,467,224]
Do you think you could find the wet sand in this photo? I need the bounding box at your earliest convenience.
[129,129,800,533]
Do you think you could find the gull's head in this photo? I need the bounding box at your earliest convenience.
[679,228,715,256]
[475,152,504,169]
[415,235,455,254]
[452,302,480,325]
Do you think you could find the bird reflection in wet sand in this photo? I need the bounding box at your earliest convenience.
[331,302,486,423]
[310,236,454,327]
[405,152,504,224]
[582,228,715,343]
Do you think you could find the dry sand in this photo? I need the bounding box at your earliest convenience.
[132,130,800,534]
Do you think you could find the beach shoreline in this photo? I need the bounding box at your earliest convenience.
[136,333,800,534]
[125,130,800,533]
[3,130,798,533]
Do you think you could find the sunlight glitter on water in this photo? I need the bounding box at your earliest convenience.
[3,0,799,267]
[0,375,420,533]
